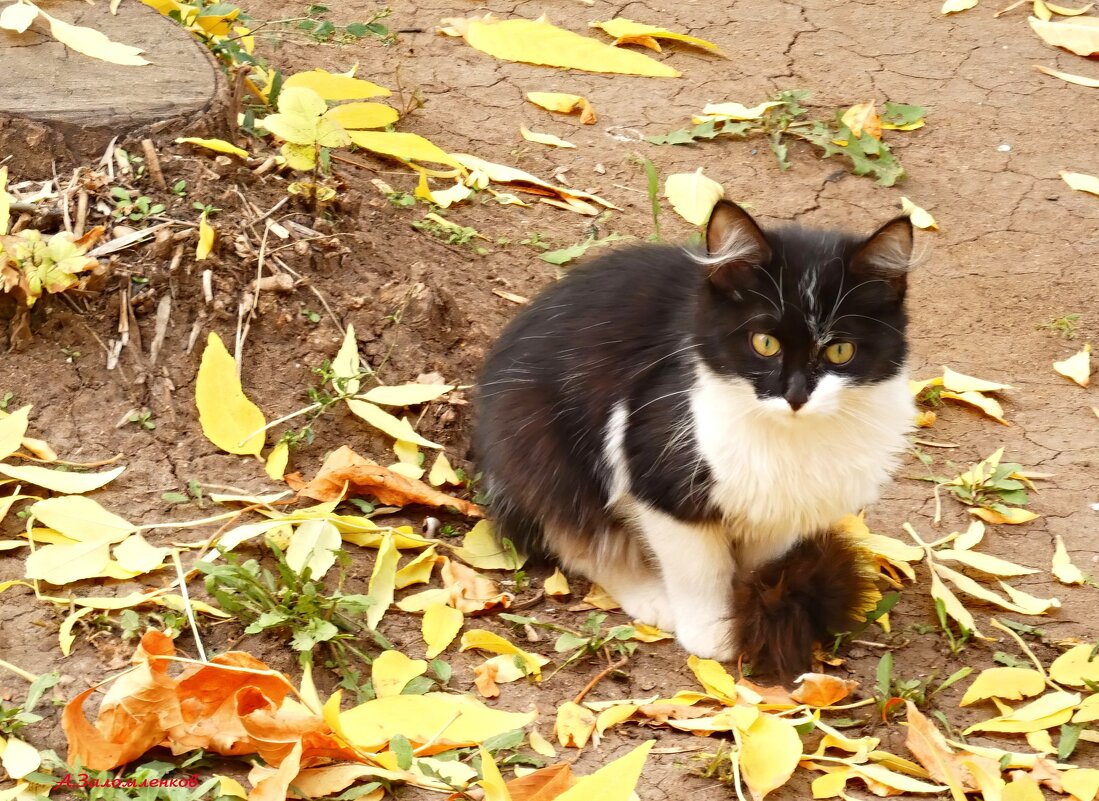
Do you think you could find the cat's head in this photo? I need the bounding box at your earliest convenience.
[693,200,913,416]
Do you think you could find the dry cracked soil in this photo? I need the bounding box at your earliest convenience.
[1,0,1098,798]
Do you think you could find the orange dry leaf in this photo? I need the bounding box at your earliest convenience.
[841,101,882,139]
[474,661,502,698]
[904,701,994,800]
[289,445,482,517]
[526,91,597,124]
[63,631,358,773]
[439,556,513,613]
[790,674,859,707]
[506,762,576,800]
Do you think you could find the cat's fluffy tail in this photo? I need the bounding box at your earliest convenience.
[733,533,877,681]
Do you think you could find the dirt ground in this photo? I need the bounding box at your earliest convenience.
[2,0,1098,798]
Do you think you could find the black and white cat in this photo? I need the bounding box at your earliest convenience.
[473,201,914,669]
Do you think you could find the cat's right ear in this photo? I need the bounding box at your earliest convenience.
[705,201,771,292]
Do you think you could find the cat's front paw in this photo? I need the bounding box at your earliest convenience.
[618,592,676,634]
[676,618,735,661]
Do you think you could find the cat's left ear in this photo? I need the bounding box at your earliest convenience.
[851,216,913,299]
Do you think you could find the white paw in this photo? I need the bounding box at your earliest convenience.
[675,617,734,661]
[619,591,676,633]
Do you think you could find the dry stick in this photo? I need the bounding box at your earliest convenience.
[573,655,630,705]
[0,657,38,683]
[171,549,208,663]
[74,189,88,237]
[141,138,168,191]
[235,222,270,370]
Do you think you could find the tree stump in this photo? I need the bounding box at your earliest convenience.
[0,0,228,178]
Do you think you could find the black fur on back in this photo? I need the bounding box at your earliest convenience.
[732,532,876,680]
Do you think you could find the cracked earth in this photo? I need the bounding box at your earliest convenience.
[1,0,1097,797]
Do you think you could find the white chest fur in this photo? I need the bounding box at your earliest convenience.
[690,364,913,544]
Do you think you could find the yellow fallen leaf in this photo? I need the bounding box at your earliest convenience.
[930,569,983,637]
[590,17,724,55]
[453,153,619,213]
[365,531,399,629]
[963,691,1080,734]
[395,546,439,588]
[416,175,472,209]
[1073,693,1099,723]
[360,383,454,406]
[347,130,462,170]
[969,506,1040,525]
[441,14,680,77]
[24,539,111,584]
[285,518,341,579]
[554,701,596,748]
[526,92,597,124]
[38,7,149,65]
[175,137,249,159]
[338,692,536,751]
[216,775,248,799]
[0,1,37,34]
[939,390,1008,424]
[544,568,571,596]
[112,534,169,573]
[331,323,362,396]
[1030,16,1099,55]
[665,169,724,226]
[422,602,463,659]
[427,452,462,487]
[1003,776,1044,801]
[0,463,124,494]
[520,126,576,149]
[1053,343,1091,387]
[1034,64,1099,87]
[396,587,451,613]
[688,655,739,705]
[0,404,31,460]
[960,667,1046,705]
[941,366,1012,393]
[59,606,96,656]
[265,440,289,481]
[1050,644,1099,686]
[195,332,266,456]
[196,214,215,260]
[0,734,41,780]
[554,741,653,800]
[451,519,526,570]
[529,729,557,758]
[935,548,1037,577]
[345,399,440,448]
[460,629,542,677]
[477,747,512,801]
[1052,535,1085,584]
[1026,728,1056,754]
[581,584,620,610]
[942,0,979,12]
[371,649,427,697]
[283,69,391,100]
[900,197,938,230]
[915,410,937,427]
[740,712,803,799]
[326,102,399,130]
[1046,1,1095,12]
[841,101,882,139]
[1063,769,1099,801]
[692,100,782,122]
[29,496,135,543]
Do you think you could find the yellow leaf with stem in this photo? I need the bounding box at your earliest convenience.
[451,519,526,570]
[688,655,740,705]
[520,126,577,149]
[960,667,1046,705]
[29,496,135,543]
[1030,16,1099,56]
[428,453,461,487]
[554,701,596,748]
[195,333,265,455]
[0,2,38,34]
[37,5,149,65]
[590,17,724,54]
[441,14,679,77]
[929,567,983,637]
[544,568,571,596]
[112,534,169,573]
[934,548,1037,577]
[422,603,463,659]
[901,197,938,230]
[942,367,1012,393]
[365,531,399,630]
[326,102,399,130]
[460,630,542,678]
[283,69,391,100]
[360,383,454,406]
[371,650,427,697]
[942,0,979,13]
[477,747,512,801]
[939,390,1008,424]
[1053,343,1091,387]
[0,734,41,780]
[24,539,111,584]
[664,169,725,226]
[264,440,289,480]
[395,546,439,588]
[347,130,463,170]
[1050,645,1099,686]
[196,214,215,260]
[740,712,803,800]
[344,399,440,448]
[969,507,1039,525]
[693,101,783,123]
[0,463,124,494]
[963,691,1081,734]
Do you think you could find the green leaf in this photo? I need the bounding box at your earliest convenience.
[429,658,452,683]
[645,120,722,145]
[876,651,894,699]
[540,233,629,266]
[245,610,291,634]
[482,728,525,753]
[290,617,339,650]
[390,734,414,769]
[554,632,590,653]
[882,102,927,126]
[24,671,61,713]
[1058,722,1083,760]
[401,676,435,695]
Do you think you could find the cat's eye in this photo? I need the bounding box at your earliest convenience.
[750,333,781,357]
[824,341,856,365]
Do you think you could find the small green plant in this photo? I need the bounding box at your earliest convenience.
[294,4,394,44]
[110,188,164,221]
[191,201,221,217]
[928,449,1032,520]
[874,651,972,720]
[161,479,206,507]
[647,90,924,187]
[0,670,60,736]
[0,391,14,410]
[386,191,416,208]
[127,409,156,431]
[540,233,629,267]
[61,346,82,362]
[171,180,188,197]
[500,612,638,675]
[196,547,387,691]
[520,232,551,251]
[115,148,147,180]
[301,306,322,324]
[637,156,662,240]
[412,215,486,253]
[933,597,973,655]
[1037,313,1081,339]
